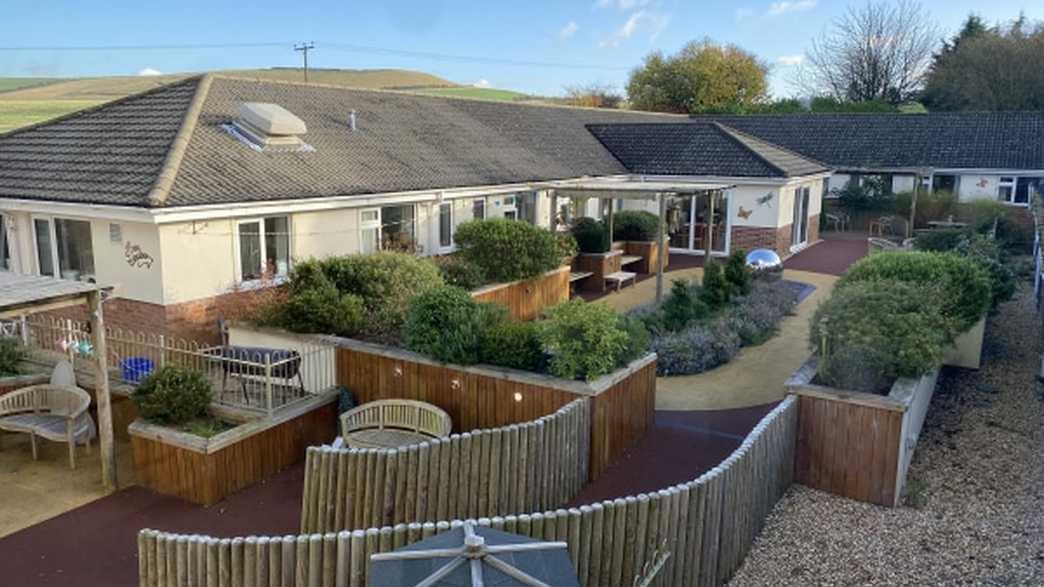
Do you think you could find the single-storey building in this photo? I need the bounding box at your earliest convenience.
[0,75,1040,337]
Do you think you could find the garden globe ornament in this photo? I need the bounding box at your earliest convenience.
[746,249,783,282]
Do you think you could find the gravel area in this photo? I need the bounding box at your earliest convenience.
[729,289,1044,586]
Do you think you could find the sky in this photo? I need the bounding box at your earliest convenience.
[0,0,1040,97]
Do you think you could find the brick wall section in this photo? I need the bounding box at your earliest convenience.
[808,214,821,244]
[731,224,795,258]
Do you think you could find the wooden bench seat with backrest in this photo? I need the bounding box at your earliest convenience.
[340,399,452,449]
[0,384,94,468]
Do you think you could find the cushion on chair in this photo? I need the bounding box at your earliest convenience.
[0,413,95,444]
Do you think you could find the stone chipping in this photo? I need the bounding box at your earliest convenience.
[729,289,1044,586]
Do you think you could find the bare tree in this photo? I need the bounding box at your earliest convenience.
[563,82,624,109]
[801,1,939,102]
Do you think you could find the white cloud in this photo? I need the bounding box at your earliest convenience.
[137,67,163,76]
[559,21,579,40]
[766,0,817,17]
[776,54,805,66]
[735,8,754,21]
[473,79,491,88]
[595,0,650,10]
[599,10,670,48]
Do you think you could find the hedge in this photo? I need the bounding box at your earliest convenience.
[453,219,562,283]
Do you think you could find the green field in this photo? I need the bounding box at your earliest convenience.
[411,86,536,102]
[0,78,63,94]
[0,100,102,133]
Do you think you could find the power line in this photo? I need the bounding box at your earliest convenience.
[0,42,293,51]
[293,42,315,82]
[321,42,629,71]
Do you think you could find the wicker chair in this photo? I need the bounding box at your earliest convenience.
[340,399,452,449]
[0,384,94,468]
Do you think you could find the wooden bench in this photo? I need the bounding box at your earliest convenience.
[604,271,637,292]
[569,271,594,283]
[0,384,94,468]
[340,399,452,449]
[620,255,642,268]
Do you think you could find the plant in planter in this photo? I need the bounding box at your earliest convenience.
[809,280,957,393]
[0,337,24,376]
[538,299,646,381]
[453,219,562,283]
[403,285,506,365]
[131,365,213,426]
[571,217,610,254]
[480,320,547,372]
[839,251,990,332]
[612,210,660,242]
[433,255,488,290]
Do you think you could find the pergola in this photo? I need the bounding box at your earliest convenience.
[539,177,733,302]
[0,272,116,489]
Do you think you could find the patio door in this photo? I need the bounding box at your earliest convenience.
[791,186,810,247]
[667,192,729,255]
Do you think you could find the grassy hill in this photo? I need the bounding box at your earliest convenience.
[411,86,535,102]
[0,68,470,133]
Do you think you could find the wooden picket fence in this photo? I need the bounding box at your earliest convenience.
[138,396,797,587]
[300,398,591,533]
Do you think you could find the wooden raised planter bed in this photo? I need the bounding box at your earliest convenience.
[615,240,670,274]
[129,390,338,506]
[470,266,570,321]
[228,325,656,481]
[572,251,623,293]
[786,355,939,507]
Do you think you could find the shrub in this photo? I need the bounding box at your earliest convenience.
[295,253,444,338]
[724,250,752,296]
[480,321,547,372]
[453,219,562,283]
[913,228,972,253]
[612,210,660,241]
[403,286,505,365]
[0,337,23,376]
[433,255,488,290]
[967,199,1008,234]
[953,235,1016,308]
[651,321,741,376]
[660,279,709,332]
[539,300,634,381]
[839,251,990,331]
[809,280,957,393]
[276,281,366,336]
[132,365,212,426]
[836,178,893,211]
[700,261,731,309]
[555,232,578,260]
[726,281,799,345]
[571,218,610,254]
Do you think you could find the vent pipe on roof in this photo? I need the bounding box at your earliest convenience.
[349,110,357,132]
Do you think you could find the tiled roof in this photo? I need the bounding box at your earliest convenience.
[0,75,678,208]
[696,112,1044,171]
[0,77,201,206]
[586,122,828,178]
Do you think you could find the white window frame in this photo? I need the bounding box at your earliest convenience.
[436,202,454,253]
[359,205,418,254]
[501,195,518,220]
[0,213,14,272]
[998,176,1017,204]
[30,215,96,281]
[472,198,486,221]
[233,215,292,283]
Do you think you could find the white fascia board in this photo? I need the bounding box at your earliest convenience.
[928,168,1044,175]
[636,172,831,186]
[0,198,155,223]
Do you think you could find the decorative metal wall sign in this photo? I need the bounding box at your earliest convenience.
[125,242,155,269]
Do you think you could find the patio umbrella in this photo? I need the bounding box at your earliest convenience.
[370,521,579,587]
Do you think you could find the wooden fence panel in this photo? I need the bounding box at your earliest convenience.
[470,267,570,322]
[141,397,799,587]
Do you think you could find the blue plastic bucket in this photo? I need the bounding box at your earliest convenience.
[121,357,155,383]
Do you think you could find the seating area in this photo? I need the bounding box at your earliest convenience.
[0,383,95,469]
[340,398,452,449]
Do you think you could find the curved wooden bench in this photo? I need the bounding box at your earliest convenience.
[0,384,94,468]
[340,399,452,449]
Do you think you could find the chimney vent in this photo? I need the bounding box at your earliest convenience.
[349,110,357,132]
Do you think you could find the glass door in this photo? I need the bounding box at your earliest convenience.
[693,191,728,254]
[667,196,693,249]
[792,186,810,247]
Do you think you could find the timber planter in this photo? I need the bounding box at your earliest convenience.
[129,389,338,505]
[228,324,657,481]
[785,355,939,507]
[469,266,570,321]
[621,239,670,274]
[572,251,623,292]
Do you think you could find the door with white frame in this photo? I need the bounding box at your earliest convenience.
[791,185,811,249]
[435,202,454,253]
[31,216,96,281]
[666,192,730,255]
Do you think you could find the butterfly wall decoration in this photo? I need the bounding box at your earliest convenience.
[737,206,753,220]
[757,192,774,207]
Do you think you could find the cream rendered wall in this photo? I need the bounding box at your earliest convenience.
[292,208,360,260]
[775,178,823,228]
[731,184,780,229]
[157,219,237,305]
[957,174,1001,201]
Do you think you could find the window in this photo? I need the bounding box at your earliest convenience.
[931,175,957,194]
[472,198,485,220]
[359,205,417,254]
[438,203,452,249]
[1014,178,1040,205]
[237,216,290,281]
[998,177,1015,203]
[33,217,94,280]
[501,195,518,220]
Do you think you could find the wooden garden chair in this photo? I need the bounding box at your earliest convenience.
[0,384,94,468]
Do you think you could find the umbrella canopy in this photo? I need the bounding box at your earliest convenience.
[370,521,580,587]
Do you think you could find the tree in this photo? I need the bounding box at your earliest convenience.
[801,1,939,103]
[626,39,769,114]
[923,15,1044,110]
[563,82,624,109]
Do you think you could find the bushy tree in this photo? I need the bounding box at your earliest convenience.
[627,39,769,114]
[563,82,624,109]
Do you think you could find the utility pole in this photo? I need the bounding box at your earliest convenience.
[293,42,315,82]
